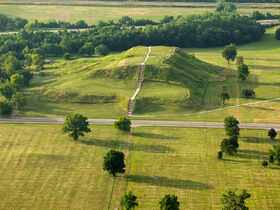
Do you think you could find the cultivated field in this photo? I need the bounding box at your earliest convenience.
[0,124,279,209]
[0,4,279,23]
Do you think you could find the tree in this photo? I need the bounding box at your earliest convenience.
[121,191,138,210]
[220,136,238,155]
[103,150,125,177]
[275,27,280,40]
[11,92,26,110]
[241,89,255,99]
[115,117,131,132]
[0,82,16,99]
[216,0,237,14]
[222,44,237,64]
[95,44,109,56]
[10,73,24,90]
[269,144,280,165]
[236,56,244,66]
[30,53,44,71]
[221,189,251,210]
[79,42,94,56]
[159,194,180,210]
[262,160,268,167]
[221,92,230,105]
[238,64,249,81]
[63,113,91,140]
[0,99,13,116]
[268,128,277,140]
[224,116,240,138]
[2,54,21,76]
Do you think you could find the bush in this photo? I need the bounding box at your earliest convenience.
[114,117,131,132]
[275,28,280,40]
[95,44,109,56]
[262,160,268,167]
[0,99,13,116]
[268,128,277,140]
[63,53,71,60]
[218,151,223,159]
[242,89,256,99]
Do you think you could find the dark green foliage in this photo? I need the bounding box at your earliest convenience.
[103,150,125,177]
[10,73,24,90]
[221,137,238,155]
[121,191,138,210]
[222,44,237,64]
[238,64,250,81]
[115,117,132,132]
[0,82,16,99]
[0,14,27,32]
[269,145,280,165]
[221,189,251,210]
[159,194,180,210]
[79,42,94,56]
[63,53,71,60]
[0,99,13,116]
[221,92,230,105]
[95,44,109,56]
[224,116,240,138]
[269,154,274,163]
[63,113,91,140]
[262,160,268,167]
[241,89,255,99]
[268,128,277,140]
[11,92,26,110]
[276,28,280,41]
[216,0,237,13]
[218,151,223,159]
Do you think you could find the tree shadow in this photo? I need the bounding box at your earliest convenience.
[240,137,272,144]
[133,132,178,140]
[236,149,269,160]
[126,174,211,190]
[79,138,173,153]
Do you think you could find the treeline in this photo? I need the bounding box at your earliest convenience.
[0,13,264,59]
[127,0,280,3]
[0,14,27,32]
[251,11,280,20]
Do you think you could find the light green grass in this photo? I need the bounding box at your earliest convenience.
[0,124,279,209]
[0,4,279,24]
[23,46,150,118]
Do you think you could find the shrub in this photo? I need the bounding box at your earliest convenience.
[114,117,131,132]
[275,28,280,40]
[262,160,268,167]
[0,99,13,116]
[63,53,71,60]
[218,151,223,159]
[268,128,277,140]
[95,44,109,56]
[242,89,256,98]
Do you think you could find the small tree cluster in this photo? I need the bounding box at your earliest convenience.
[222,44,237,64]
[221,189,251,210]
[221,116,240,155]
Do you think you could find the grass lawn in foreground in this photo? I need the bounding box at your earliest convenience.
[0,124,279,209]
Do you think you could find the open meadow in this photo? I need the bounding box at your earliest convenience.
[0,124,279,209]
[0,4,279,23]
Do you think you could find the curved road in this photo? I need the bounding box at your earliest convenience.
[0,117,279,130]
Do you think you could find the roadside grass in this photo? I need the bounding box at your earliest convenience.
[0,124,279,209]
[0,4,279,24]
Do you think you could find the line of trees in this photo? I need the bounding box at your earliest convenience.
[0,14,27,32]
[0,12,265,59]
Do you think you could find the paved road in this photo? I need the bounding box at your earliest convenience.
[0,117,280,130]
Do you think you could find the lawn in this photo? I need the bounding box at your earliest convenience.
[0,4,279,24]
[0,124,279,209]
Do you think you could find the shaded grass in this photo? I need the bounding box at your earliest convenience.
[0,125,279,209]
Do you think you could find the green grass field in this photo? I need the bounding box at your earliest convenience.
[0,124,279,209]
[0,4,279,24]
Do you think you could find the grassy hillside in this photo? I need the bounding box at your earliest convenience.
[0,124,279,209]
[22,46,224,118]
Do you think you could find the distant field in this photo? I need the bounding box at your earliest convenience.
[0,4,279,23]
[0,124,279,209]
